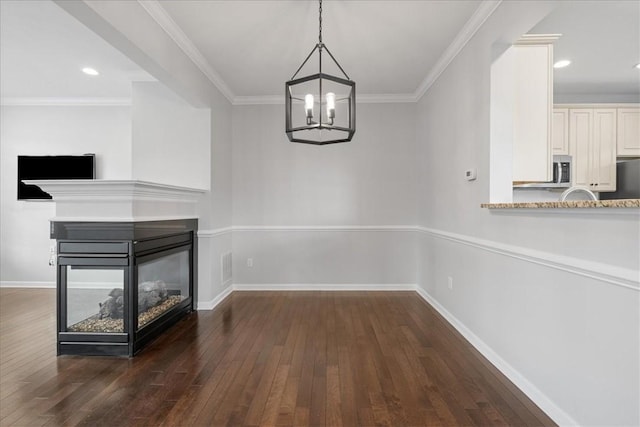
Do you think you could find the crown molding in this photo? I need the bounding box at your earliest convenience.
[356,93,418,104]
[232,93,417,106]
[232,95,284,106]
[137,0,235,103]
[414,0,502,101]
[137,0,502,106]
[515,33,561,45]
[0,97,131,106]
[233,0,502,105]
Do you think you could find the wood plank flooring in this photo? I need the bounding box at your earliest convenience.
[0,288,556,426]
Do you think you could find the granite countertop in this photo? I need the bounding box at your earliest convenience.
[481,199,640,209]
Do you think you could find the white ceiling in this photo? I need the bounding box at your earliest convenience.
[0,0,154,100]
[0,0,638,103]
[156,0,482,98]
[530,1,640,98]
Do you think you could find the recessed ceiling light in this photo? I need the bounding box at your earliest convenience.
[553,60,571,69]
[82,67,99,76]
[635,63,640,69]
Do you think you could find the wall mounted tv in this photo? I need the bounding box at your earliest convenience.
[18,154,95,200]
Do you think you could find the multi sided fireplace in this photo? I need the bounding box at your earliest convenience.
[52,219,197,356]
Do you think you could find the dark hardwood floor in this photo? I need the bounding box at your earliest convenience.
[0,288,555,426]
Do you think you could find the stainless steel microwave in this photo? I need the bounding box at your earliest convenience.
[513,155,572,188]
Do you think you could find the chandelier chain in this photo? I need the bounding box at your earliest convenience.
[318,0,322,44]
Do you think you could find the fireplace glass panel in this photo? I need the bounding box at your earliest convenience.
[137,250,189,329]
[67,267,125,333]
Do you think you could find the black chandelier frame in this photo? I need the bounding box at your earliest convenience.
[285,0,356,145]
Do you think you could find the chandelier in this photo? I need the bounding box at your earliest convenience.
[285,0,356,145]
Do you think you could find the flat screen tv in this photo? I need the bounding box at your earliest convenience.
[18,154,95,200]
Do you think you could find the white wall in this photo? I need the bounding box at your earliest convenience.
[0,105,131,285]
[0,86,228,308]
[415,2,639,426]
[231,103,417,286]
[3,3,639,424]
[196,91,233,308]
[51,0,234,306]
[131,82,210,190]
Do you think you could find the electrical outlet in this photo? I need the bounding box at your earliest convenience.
[49,246,56,267]
[447,276,453,290]
[247,258,253,268]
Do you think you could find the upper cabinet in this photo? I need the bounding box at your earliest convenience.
[511,35,558,183]
[568,108,617,192]
[552,108,569,155]
[617,108,640,157]
[556,104,639,158]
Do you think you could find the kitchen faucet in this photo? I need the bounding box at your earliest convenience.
[559,186,598,201]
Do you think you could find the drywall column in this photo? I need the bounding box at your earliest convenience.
[131,82,210,190]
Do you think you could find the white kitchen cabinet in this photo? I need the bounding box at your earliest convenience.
[511,36,555,183]
[552,108,569,155]
[569,108,617,192]
[617,108,640,157]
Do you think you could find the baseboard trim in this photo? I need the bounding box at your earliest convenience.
[0,281,55,288]
[197,284,233,310]
[196,284,415,308]
[414,286,576,427]
[232,283,417,291]
[232,225,416,232]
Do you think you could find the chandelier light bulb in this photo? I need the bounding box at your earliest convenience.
[326,92,336,121]
[305,94,314,119]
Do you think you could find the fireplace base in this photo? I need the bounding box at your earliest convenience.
[52,219,197,357]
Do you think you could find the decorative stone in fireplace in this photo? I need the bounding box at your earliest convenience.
[52,219,197,356]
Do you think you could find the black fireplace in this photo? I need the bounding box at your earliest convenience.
[52,219,197,356]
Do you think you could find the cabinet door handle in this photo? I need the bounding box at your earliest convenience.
[595,183,599,186]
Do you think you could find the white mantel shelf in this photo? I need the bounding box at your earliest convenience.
[25,180,206,222]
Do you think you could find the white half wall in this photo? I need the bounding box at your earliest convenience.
[415,1,640,425]
[0,105,131,285]
[132,81,210,190]
[417,228,639,427]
